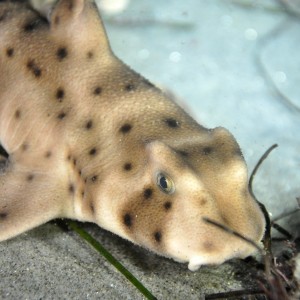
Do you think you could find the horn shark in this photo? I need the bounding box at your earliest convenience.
[0,0,265,271]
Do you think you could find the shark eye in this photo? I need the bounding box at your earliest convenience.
[157,173,175,194]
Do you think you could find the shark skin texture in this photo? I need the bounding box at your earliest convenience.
[0,0,265,271]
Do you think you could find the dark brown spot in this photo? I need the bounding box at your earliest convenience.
[154,231,162,243]
[45,151,52,158]
[26,174,34,181]
[123,163,132,171]
[27,60,42,77]
[203,241,215,251]
[200,198,207,206]
[93,86,102,95]
[164,201,172,210]
[54,16,60,25]
[165,118,179,128]
[0,11,8,23]
[14,109,21,119]
[89,148,97,156]
[123,213,132,227]
[125,83,135,92]
[57,47,68,60]
[78,169,82,176]
[69,183,75,193]
[23,18,46,32]
[178,150,188,157]
[144,188,153,199]
[91,175,98,182]
[120,124,132,134]
[0,212,7,219]
[21,143,28,151]
[73,159,77,166]
[85,119,93,130]
[6,48,14,57]
[57,112,66,120]
[203,147,212,155]
[68,0,74,11]
[56,88,65,101]
[90,202,95,214]
[87,51,94,59]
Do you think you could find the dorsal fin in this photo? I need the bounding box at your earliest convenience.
[50,0,111,54]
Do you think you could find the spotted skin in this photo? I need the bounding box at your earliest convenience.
[0,0,265,271]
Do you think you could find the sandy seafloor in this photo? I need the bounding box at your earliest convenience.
[0,0,299,299]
